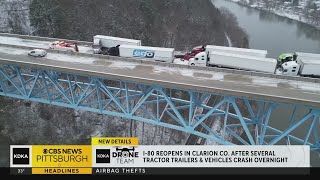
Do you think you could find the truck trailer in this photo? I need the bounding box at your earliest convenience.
[296,52,320,60]
[175,45,268,61]
[119,45,175,63]
[297,58,320,77]
[208,51,276,73]
[205,45,268,58]
[93,35,141,54]
[189,51,300,76]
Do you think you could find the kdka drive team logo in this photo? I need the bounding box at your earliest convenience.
[95,147,139,165]
[113,147,139,164]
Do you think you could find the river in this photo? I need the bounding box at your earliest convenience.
[212,0,320,58]
[211,0,320,167]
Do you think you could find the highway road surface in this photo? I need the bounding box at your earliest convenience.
[0,45,320,108]
[0,35,93,54]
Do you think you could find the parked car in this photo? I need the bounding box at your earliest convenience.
[28,49,47,57]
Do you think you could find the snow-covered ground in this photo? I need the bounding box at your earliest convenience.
[0,36,52,49]
[0,0,33,34]
[224,32,233,47]
[172,58,190,65]
[108,61,139,69]
[228,0,320,29]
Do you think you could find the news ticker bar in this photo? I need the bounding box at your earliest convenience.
[9,137,311,175]
[9,167,311,175]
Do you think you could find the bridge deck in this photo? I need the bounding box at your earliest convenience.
[0,35,93,54]
[0,45,320,108]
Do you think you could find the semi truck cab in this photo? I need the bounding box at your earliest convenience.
[92,39,102,54]
[279,61,300,76]
[188,52,208,66]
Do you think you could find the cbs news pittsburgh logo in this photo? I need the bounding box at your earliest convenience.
[10,145,32,167]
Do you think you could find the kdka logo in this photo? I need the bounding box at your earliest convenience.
[12,148,29,165]
[96,149,110,163]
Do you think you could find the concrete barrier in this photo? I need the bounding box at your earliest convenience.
[0,33,92,46]
[0,33,320,83]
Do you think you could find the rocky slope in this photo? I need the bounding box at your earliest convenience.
[0,0,33,34]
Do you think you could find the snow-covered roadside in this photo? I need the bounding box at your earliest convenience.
[225,32,233,47]
[0,0,33,34]
[228,0,320,30]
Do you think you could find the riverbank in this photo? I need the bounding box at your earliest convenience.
[228,0,320,30]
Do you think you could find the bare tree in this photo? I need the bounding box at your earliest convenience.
[29,0,62,37]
